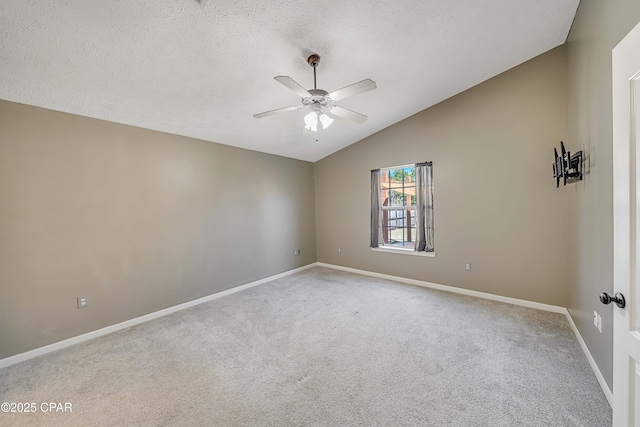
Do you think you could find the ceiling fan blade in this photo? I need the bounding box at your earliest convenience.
[274,76,311,98]
[327,79,376,102]
[253,105,304,118]
[327,105,368,124]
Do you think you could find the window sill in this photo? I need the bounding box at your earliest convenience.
[371,247,436,257]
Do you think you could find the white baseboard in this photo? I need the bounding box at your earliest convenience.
[316,262,565,313]
[316,262,613,407]
[564,309,613,407]
[0,263,316,370]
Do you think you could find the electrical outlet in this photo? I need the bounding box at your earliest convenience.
[338,247,342,253]
[464,263,471,271]
[77,296,89,309]
[597,314,602,332]
[294,249,301,255]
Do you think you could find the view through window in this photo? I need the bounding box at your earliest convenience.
[380,166,416,249]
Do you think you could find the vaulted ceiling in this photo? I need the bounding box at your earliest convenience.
[0,0,579,162]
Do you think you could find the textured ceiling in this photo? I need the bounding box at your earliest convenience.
[0,0,579,162]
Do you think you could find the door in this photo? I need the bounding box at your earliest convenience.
[613,20,640,426]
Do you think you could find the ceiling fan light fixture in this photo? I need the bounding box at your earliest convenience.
[304,109,333,132]
[319,112,334,129]
[304,110,318,132]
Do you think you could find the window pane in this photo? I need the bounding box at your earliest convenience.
[390,190,406,206]
[389,227,404,244]
[380,170,402,188]
[385,227,416,249]
[403,167,415,184]
[381,206,416,248]
[381,188,390,206]
[381,226,390,244]
[386,168,414,184]
[382,167,416,206]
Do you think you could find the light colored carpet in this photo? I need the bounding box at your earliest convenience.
[0,267,611,426]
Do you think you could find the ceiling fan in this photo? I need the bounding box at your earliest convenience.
[253,54,376,132]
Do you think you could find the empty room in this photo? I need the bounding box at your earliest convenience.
[2,0,640,425]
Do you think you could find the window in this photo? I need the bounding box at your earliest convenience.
[371,163,434,254]
[380,167,417,249]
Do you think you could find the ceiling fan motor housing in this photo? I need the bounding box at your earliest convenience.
[303,89,329,106]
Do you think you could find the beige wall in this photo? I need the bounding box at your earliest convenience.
[315,46,567,306]
[566,1,640,390]
[0,100,316,359]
